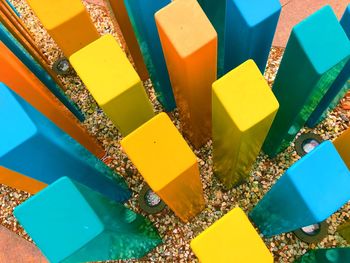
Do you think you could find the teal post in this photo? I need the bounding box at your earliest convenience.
[295,248,350,263]
[14,177,162,262]
[5,0,20,17]
[263,6,350,157]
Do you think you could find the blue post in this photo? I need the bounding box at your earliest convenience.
[0,83,130,203]
[0,23,84,121]
[250,141,350,237]
[224,0,281,74]
[307,4,350,127]
[124,0,176,111]
[5,0,20,17]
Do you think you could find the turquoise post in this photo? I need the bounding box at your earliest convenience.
[224,0,281,74]
[250,141,350,237]
[263,6,350,157]
[294,248,350,263]
[307,5,350,127]
[14,177,161,262]
[123,0,176,111]
[5,0,20,17]
[0,23,84,121]
[0,83,130,203]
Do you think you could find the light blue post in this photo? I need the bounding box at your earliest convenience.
[0,83,130,203]
[14,177,161,262]
[0,23,84,121]
[307,5,350,127]
[250,141,350,237]
[224,0,281,74]
[124,0,176,111]
[5,0,20,17]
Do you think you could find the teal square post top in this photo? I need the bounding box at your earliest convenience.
[224,0,281,74]
[0,83,130,203]
[263,6,350,157]
[0,24,84,121]
[307,4,350,127]
[295,248,350,263]
[124,0,176,111]
[250,141,350,237]
[14,177,161,263]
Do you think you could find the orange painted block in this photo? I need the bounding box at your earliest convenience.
[155,0,217,148]
[334,127,350,169]
[0,42,104,158]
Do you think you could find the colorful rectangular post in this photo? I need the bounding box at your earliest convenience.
[224,0,281,74]
[124,0,176,111]
[155,0,217,148]
[14,177,161,262]
[121,113,205,222]
[26,0,99,57]
[250,141,350,237]
[295,248,350,263]
[263,6,350,157]
[333,127,350,169]
[0,83,131,203]
[69,34,154,136]
[212,60,279,189]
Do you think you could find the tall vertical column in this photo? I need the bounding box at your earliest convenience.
[224,0,281,74]
[250,141,350,237]
[333,127,350,169]
[263,6,350,157]
[155,0,217,148]
[0,83,130,203]
[124,0,176,111]
[212,60,278,189]
[307,4,350,127]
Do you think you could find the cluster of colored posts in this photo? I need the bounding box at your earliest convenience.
[1,0,350,262]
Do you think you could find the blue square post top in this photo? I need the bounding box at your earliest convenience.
[250,141,350,237]
[0,83,130,203]
[224,0,281,74]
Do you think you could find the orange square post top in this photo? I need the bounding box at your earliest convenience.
[155,0,217,149]
[121,113,205,222]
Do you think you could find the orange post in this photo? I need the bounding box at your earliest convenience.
[155,0,217,148]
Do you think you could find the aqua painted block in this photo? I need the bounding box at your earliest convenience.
[294,248,350,263]
[14,177,161,263]
[250,141,350,237]
[0,23,84,121]
[263,6,350,157]
[224,0,281,74]
[307,5,350,127]
[0,83,130,203]
[124,0,176,111]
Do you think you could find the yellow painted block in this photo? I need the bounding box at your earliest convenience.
[121,113,205,222]
[27,0,99,57]
[155,0,217,148]
[212,60,279,189]
[190,207,273,263]
[334,127,350,169]
[70,34,154,136]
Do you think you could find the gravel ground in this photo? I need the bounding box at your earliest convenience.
[1,1,350,262]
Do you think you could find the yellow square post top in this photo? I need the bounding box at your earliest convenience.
[334,127,350,169]
[70,34,154,136]
[212,60,279,188]
[155,0,217,149]
[121,113,205,222]
[190,207,273,263]
[27,0,99,57]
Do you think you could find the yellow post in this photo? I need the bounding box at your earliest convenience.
[70,34,154,136]
[212,60,279,189]
[26,0,99,57]
[155,0,217,148]
[121,113,205,222]
[333,127,350,169]
[190,207,273,263]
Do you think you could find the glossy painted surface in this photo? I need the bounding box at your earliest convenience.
[0,84,130,203]
[212,60,279,189]
[337,220,350,243]
[263,6,350,157]
[333,127,350,169]
[250,141,350,237]
[155,0,217,148]
[295,248,350,263]
[70,34,154,136]
[191,207,273,263]
[121,113,205,222]
[14,177,161,262]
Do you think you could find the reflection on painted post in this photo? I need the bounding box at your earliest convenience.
[263,6,350,157]
[295,248,350,263]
